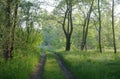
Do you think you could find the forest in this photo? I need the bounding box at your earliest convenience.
[0,0,120,79]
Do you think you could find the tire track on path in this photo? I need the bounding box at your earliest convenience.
[54,53,76,79]
[30,52,46,79]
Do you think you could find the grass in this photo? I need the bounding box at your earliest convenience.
[0,48,41,79]
[43,53,66,79]
[57,50,120,79]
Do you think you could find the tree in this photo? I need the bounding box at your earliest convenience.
[81,0,94,50]
[10,0,19,56]
[19,0,42,46]
[98,0,102,53]
[112,0,117,53]
[3,0,12,60]
[2,0,20,60]
[62,0,73,51]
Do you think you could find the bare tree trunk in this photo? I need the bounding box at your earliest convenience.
[63,0,73,51]
[98,0,102,53]
[81,18,87,50]
[66,35,71,51]
[81,0,94,50]
[112,0,117,53]
[10,0,19,58]
[68,4,73,51]
[3,0,12,60]
[66,7,70,51]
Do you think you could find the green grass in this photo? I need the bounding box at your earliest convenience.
[57,51,120,79]
[0,48,41,79]
[43,53,66,79]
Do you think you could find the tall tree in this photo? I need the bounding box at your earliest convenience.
[112,0,117,53]
[3,0,12,60]
[98,0,102,53]
[62,0,73,51]
[2,0,20,60]
[81,0,94,50]
[10,0,19,55]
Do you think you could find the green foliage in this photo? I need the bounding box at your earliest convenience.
[0,0,43,55]
[41,12,66,49]
[1,0,120,78]
[12,25,43,51]
[57,51,120,79]
[0,49,40,79]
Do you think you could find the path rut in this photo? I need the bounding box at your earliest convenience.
[54,53,76,79]
[30,52,75,79]
[30,52,46,79]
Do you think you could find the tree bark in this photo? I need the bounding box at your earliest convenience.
[81,0,94,50]
[112,0,117,53]
[63,0,73,51]
[66,35,71,51]
[81,17,87,50]
[10,0,19,57]
[98,0,102,53]
[3,0,12,60]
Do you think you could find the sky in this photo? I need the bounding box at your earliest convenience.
[28,0,120,15]
[115,5,120,16]
[40,0,55,12]
[27,0,120,19]
[22,0,120,29]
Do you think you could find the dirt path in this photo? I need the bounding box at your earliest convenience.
[54,53,76,79]
[30,52,75,79]
[30,52,46,79]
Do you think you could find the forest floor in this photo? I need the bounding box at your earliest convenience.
[30,52,75,79]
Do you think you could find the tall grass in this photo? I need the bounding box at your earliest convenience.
[57,51,120,79]
[0,48,41,79]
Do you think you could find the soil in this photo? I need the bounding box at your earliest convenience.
[30,52,46,79]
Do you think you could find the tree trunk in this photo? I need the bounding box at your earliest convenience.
[98,0,102,53]
[10,0,19,57]
[62,0,73,51]
[112,0,117,53]
[81,0,94,50]
[66,35,71,51]
[81,18,87,50]
[3,0,12,60]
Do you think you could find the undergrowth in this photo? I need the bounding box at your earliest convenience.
[57,51,120,79]
[0,48,41,79]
